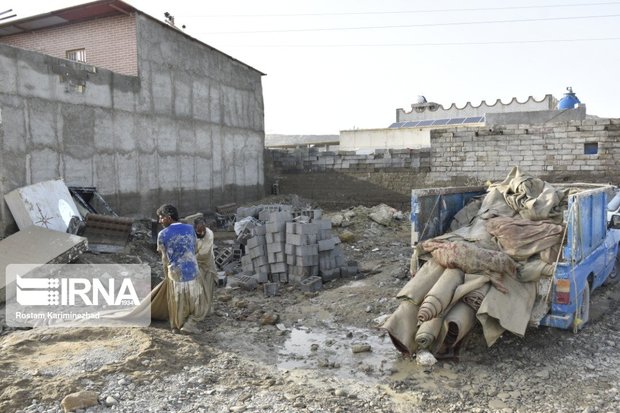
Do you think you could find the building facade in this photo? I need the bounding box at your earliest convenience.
[0,0,265,235]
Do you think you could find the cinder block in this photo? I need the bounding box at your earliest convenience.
[266,221,286,233]
[296,223,318,235]
[266,242,284,254]
[299,275,322,292]
[286,255,296,266]
[249,244,266,259]
[286,222,296,234]
[295,244,319,256]
[285,243,296,255]
[263,282,279,297]
[320,268,341,282]
[270,262,288,273]
[252,225,266,236]
[267,252,277,264]
[318,237,336,252]
[254,271,269,283]
[247,236,266,249]
[313,219,332,230]
[297,254,318,267]
[275,252,285,262]
[252,255,268,267]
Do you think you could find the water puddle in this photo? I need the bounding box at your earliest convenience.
[276,325,403,382]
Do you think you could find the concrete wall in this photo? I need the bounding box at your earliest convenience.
[339,127,430,151]
[485,106,586,126]
[397,95,556,122]
[0,14,264,236]
[0,14,138,76]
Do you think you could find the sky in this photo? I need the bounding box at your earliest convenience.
[4,0,620,135]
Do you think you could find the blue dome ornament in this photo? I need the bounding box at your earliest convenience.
[557,86,581,109]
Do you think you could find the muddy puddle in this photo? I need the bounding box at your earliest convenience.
[276,325,405,382]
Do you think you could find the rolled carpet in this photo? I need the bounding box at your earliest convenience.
[443,301,477,348]
[415,317,445,350]
[417,268,464,322]
[397,259,445,305]
[381,300,421,356]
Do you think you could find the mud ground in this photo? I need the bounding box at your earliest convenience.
[1,199,619,413]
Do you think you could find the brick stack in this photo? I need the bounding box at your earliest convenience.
[266,211,293,283]
[240,206,354,288]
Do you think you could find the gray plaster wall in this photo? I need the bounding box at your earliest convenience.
[0,14,264,236]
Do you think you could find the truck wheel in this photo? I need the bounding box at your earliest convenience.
[606,251,620,285]
[572,281,590,333]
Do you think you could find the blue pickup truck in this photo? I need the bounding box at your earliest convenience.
[411,184,620,333]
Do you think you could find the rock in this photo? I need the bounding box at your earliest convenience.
[259,313,279,325]
[416,350,437,367]
[105,396,118,407]
[488,399,508,409]
[331,214,344,227]
[351,344,372,353]
[334,388,347,397]
[60,391,99,413]
[118,378,130,386]
[339,230,355,243]
[229,406,246,412]
[368,204,396,226]
[310,343,319,351]
[343,210,356,220]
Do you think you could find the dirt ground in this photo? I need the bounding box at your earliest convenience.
[1,198,620,413]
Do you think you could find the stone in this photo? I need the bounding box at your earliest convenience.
[60,391,99,413]
[105,396,118,407]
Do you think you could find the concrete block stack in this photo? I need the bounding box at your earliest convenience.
[286,221,319,283]
[243,225,269,283]
[239,205,353,289]
[266,211,293,283]
[313,218,346,282]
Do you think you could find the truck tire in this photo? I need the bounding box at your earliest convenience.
[572,281,590,333]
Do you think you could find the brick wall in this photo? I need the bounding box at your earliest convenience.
[1,14,138,76]
[265,148,431,210]
[427,118,620,185]
[266,118,620,211]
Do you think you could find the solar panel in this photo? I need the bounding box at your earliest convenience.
[447,117,466,125]
[417,120,434,126]
[464,116,484,123]
[432,119,449,125]
[389,122,403,128]
[403,121,418,127]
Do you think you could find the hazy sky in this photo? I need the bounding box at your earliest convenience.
[6,1,620,134]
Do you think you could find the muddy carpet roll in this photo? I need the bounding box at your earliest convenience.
[381,300,420,356]
[417,268,464,322]
[397,259,445,305]
[415,317,444,350]
[443,301,477,348]
[462,283,491,311]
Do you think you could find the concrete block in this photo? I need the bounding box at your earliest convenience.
[287,233,317,246]
[266,242,285,255]
[252,255,268,267]
[313,219,332,230]
[275,252,285,262]
[269,211,293,222]
[285,243,296,255]
[277,272,288,283]
[266,221,286,233]
[249,245,266,259]
[263,282,279,296]
[254,271,269,283]
[318,237,336,252]
[295,244,319,256]
[320,268,341,282]
[286,222,296,234]
[297,254,319,267]
[299,276,322,292]
[296,223,318,235]
[318,229,332,241]
[230,274,258,291]
[247,236,266,249]
[270,262,287,273]
[286,255,296,266]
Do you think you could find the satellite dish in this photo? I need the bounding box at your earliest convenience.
[416,96,427,104]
